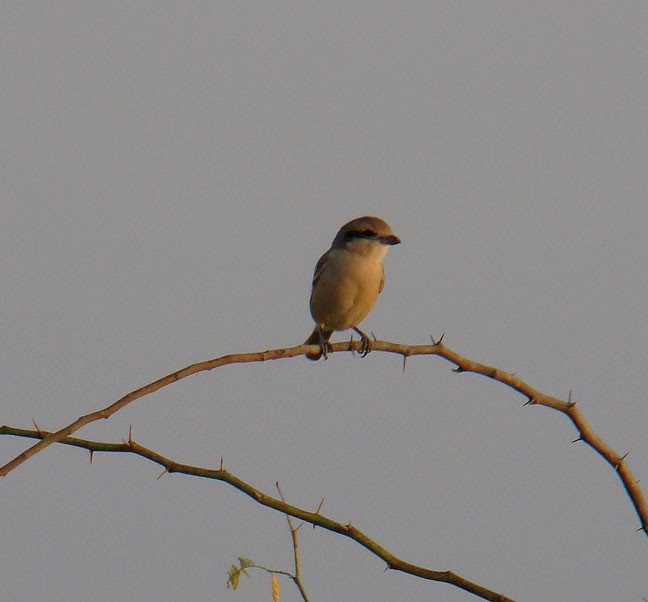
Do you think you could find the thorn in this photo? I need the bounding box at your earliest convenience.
[370,331,377,342]
[615,452,629,469]
[431,332,445,345]
[572,436,583,443]
[128,424,133,444]
[524,397,535,406]
[275,481,287,503]
[402,354,407,373]
[156,468,168,480]
[453,366,466,373]
[315,498,324,514]
[636,525,646,533]
[220,455,224,470]
[566,390,576,408]
[89,450,94,464]
[294,523,303,532]
[31,418,42,436]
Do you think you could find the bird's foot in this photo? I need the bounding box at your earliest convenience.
[320,340,333,360]
[319,329,334,360]
[352,327,373,358]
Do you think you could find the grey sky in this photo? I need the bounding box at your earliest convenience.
[2,3,647,601]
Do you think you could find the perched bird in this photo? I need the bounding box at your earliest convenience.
[304,216,400,360]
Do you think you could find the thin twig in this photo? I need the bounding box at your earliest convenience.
[276,482,310,602]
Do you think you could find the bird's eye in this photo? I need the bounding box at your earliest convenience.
[345,229,376,241]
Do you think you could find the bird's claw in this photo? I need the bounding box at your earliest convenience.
[320,339,334,360]
[353,327,372,358]
[317,327,333,360]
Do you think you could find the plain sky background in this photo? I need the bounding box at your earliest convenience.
[2,3,647,601]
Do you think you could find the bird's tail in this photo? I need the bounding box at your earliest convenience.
[304,327,333,361]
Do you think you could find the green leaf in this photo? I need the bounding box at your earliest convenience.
[226,557,255,590]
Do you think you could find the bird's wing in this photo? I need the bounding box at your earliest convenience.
[312,250,330,287]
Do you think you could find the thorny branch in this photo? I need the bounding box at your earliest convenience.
[0,425,514,602]
[1,337,647,598]
[1,339,644,536]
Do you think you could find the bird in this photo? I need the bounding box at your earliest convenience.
[304,216,400,360]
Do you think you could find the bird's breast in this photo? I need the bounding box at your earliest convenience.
[309,250,384,331]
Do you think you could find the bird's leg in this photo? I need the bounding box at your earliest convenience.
[352,327,372,357]
[347,332,357,358]
[318,325,333,360]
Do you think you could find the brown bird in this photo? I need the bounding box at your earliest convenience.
[304,216,400,360]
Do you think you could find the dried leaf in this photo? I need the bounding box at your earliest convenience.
[271,574,280,601]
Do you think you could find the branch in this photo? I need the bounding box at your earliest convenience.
[276,481,311,602]
[1,337,646,536]
[225,482,311,601]
[0,425,514,602]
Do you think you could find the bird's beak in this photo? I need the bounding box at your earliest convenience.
[380,234,401,245]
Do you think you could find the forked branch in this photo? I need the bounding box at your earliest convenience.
[0,425,514,602]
